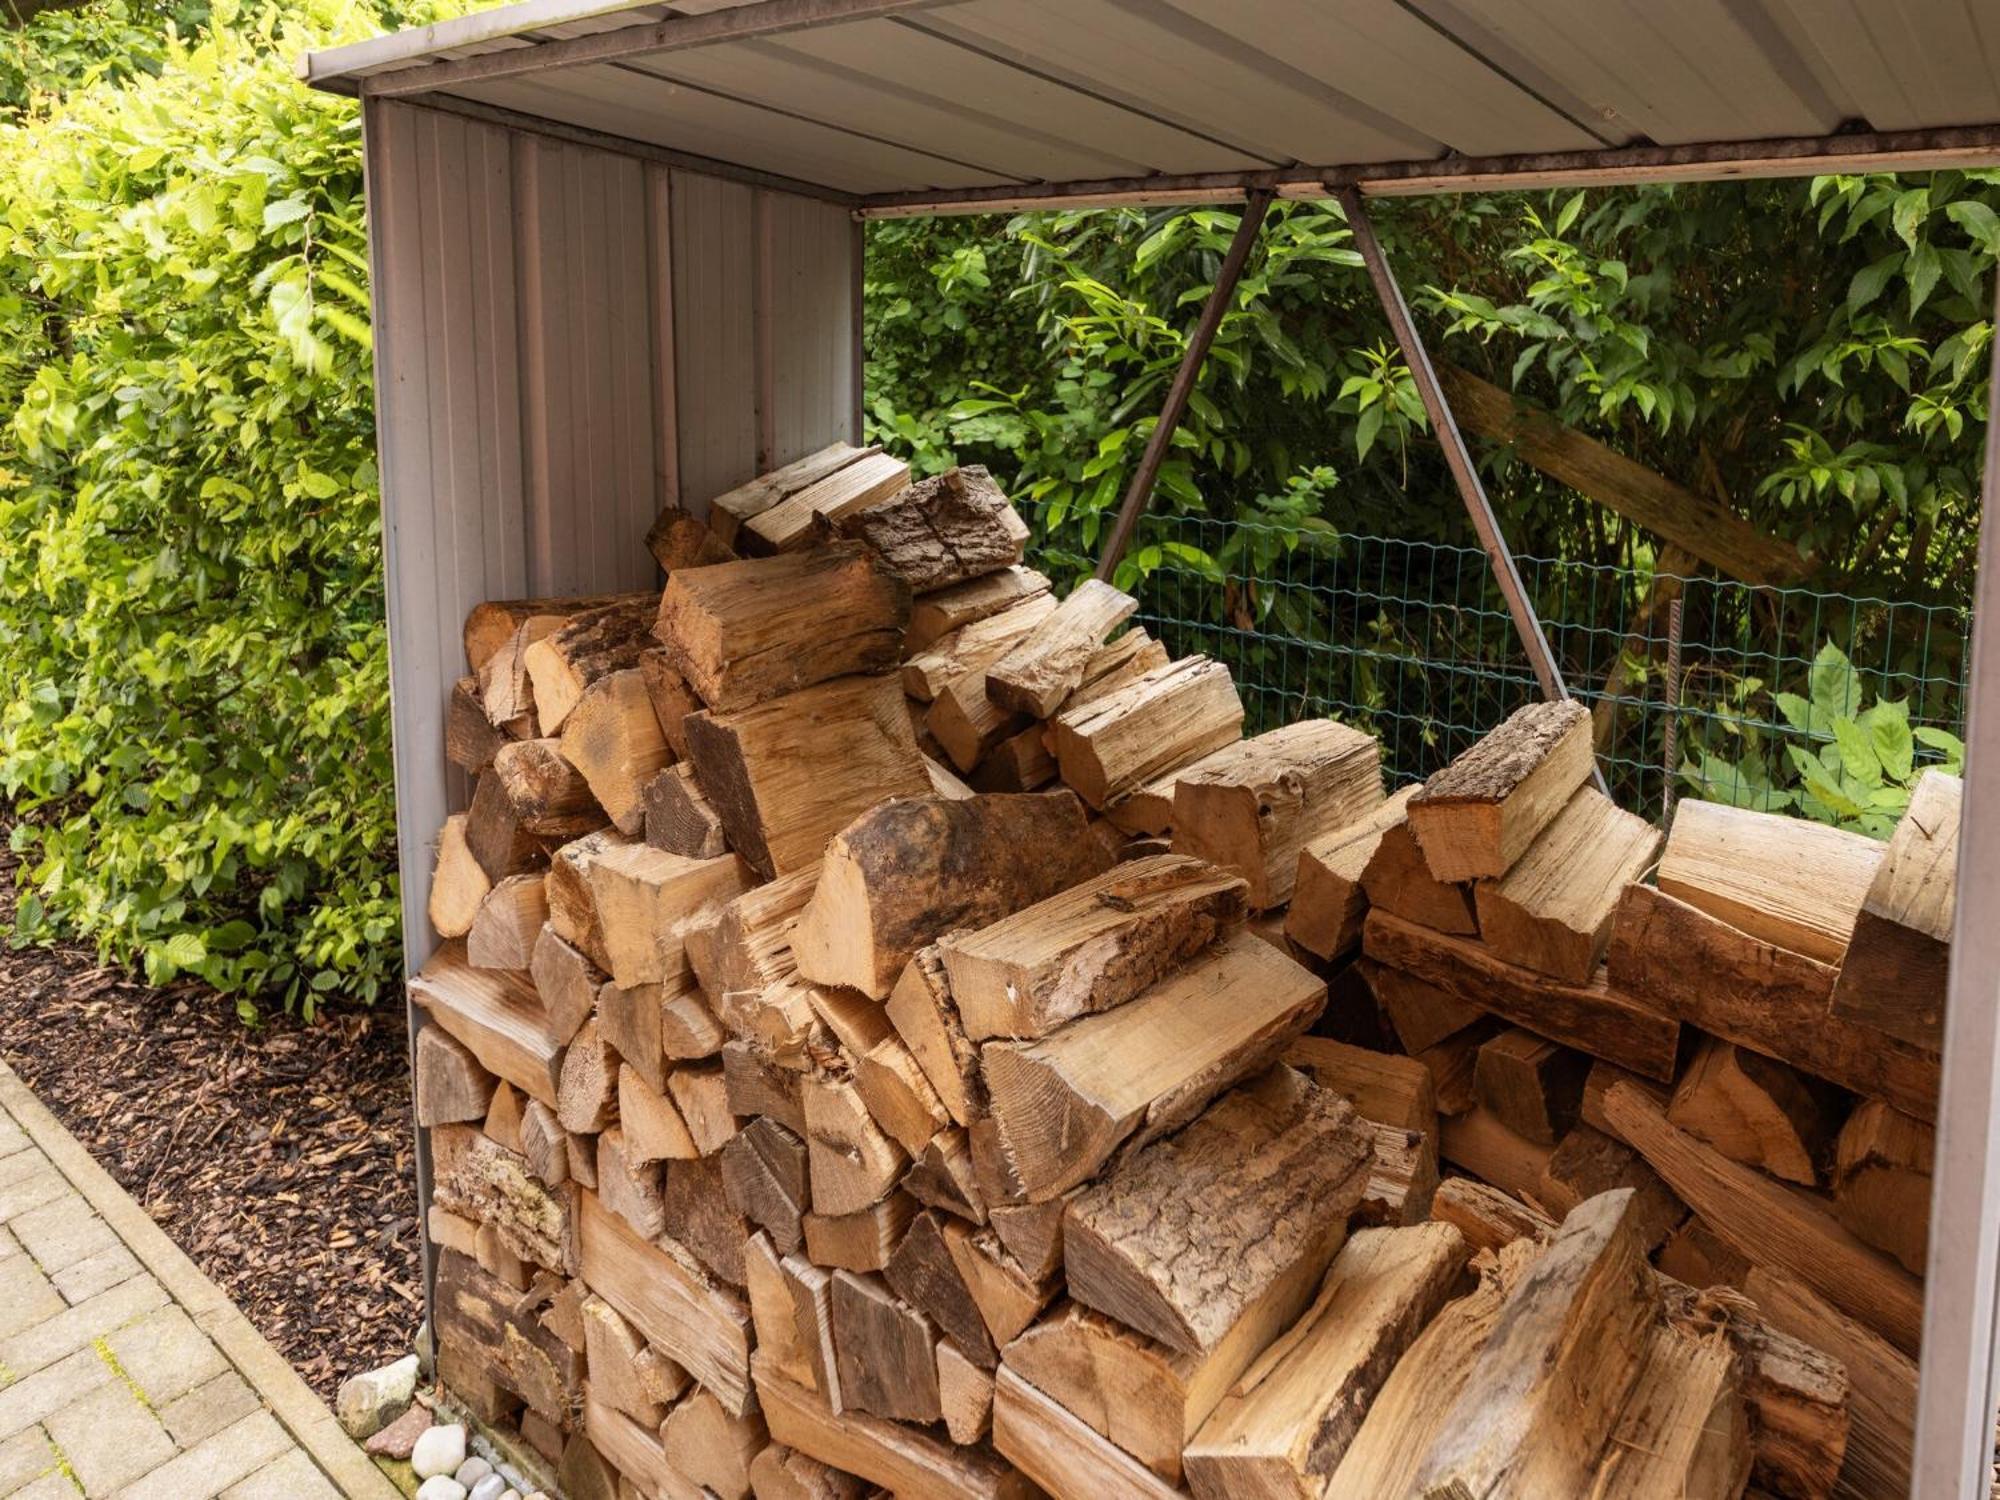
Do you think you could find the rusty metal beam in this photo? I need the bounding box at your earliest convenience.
[1093,189,1274,584]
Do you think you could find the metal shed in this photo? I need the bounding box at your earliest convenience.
[307,4,2000,1493]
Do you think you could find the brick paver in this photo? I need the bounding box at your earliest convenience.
[0,1069,396,1499]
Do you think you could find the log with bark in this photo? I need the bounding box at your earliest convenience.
[1829,768,1959,1050]
[1406,699,1594,882]
[834,465,1028,594]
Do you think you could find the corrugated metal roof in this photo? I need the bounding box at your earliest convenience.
[306,0,2000,208]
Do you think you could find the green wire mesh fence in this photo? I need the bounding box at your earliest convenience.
[1037,516,1969,826]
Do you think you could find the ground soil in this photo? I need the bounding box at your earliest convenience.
[0,851,420,1402]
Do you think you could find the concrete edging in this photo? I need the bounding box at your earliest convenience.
[0,1058,404,1500]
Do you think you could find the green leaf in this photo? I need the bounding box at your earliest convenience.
[1809,642,1862,721]
[1788,745,1866,818]
[1847,252,1901,313]
[163,932,207,968]
[1865,700,1915,783]
[1831,717,1883,786]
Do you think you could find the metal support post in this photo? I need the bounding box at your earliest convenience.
[1094,189,1275,583]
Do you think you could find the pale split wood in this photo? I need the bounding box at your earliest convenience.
[545,823,637,976]
[482,1079,523,1152]
[902,591,1059,703]
[429,814,491,939]
[1666,1038,1838,1187]
[803,1192,917,1275]
[530,923,605,1049]
[1359,818,1479,935]
[416,1024,497,1127]
[1282,1035,1436,1131]
[1407,700,1594,881]
[582,839,749,990]
[1429,1178,1555,1255]
[1049,655,1245,809]
[747,1443,868,1500]
[662,1385,768,1500]
[908,565,1052,652]
[560,666,673,836]
[410,943,563,1107]
[1473,1027,1589,1146]
[1584,1317,1751,1500]
[1831,1099,1933,1276]
[490,736,605,835]
[555,1015,618,1133]
[619,1065,700,1164]
[1285,784,1419,958]
[984,578,1139,717]
[707,442,879,550]
[467,873,552,971]
[991,1365,1182,1500]
[747,451,913,553]
[937,1340,996,1444]
[525,597,661,735]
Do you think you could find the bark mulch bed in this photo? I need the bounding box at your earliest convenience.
[0,860,420,1402]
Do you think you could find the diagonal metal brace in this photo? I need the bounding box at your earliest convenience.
[1095,189,1276,582]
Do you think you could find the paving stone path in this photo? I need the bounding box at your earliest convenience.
[0,1062,400,1499]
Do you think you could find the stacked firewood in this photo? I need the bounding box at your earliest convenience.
[410,440,1942,1500]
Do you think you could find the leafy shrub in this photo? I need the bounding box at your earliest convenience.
[0,0,403,1015]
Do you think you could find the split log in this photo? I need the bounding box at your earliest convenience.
[938,1340,995,1444]
[803,1074,909,1217]
[723,1040,807,1137]
[854,1035,951,1157]
[908,565,1051,651]
[709,864,817,1003]
[1416,1020,1499,1117]
[933,621,1168,775]
[982,930,1325,1200]
[1282,1036,1435,1131]
[746,1232,818,1392]
[490,738,603,837]
[1359,819,1479,935]
[557,1016,619,1133]
[656,544,910,712]
[1581,1058,1669,1140]
[1182,1222,1471,1500]
[1413,1189,1658,1499]
[781,1253,844,1409]
[1473,1028,1589,1145]
[1429,1178,1553,1254]
[478,609,564,728]
[753,1355,1037,1500]
[1473,786,1660,982]
[1536,1126,1686,1253]
[430,1125,574,1274]
[581,1295,688,1428]
[1666,1039,1837,1187]
[1062,1066,1373,1355]
[583,842,748,989]
[1168,720,1385,911]
[597,1125,667,1238]
[577,1188,754,1414]
[530,924,603,1048]
[939,852,1246,1042]
[1603,1081,1924,1356]
[884,947,983,1128]
[547,826,635,977]
[835,465,1027,593]
[638,647,702,758]
[1657,797,1882,965]
[619,1066,699,1164]
[793,791,1108,999]
[1050,656,1245,809]
[830,1271,943,1423]
[904,1126,986,1224]
[1586,1317,1751,1499]
[483,1080,523,1152]
[662,1389,767,1500]
[1285,785,1418,958]
[802,1193,915,1274]
[1364,960,1485,1054]
[559,668,673,837]
[517,1099,569,1186]
[1655,1217,1750,1292]
[886,1212,999,1368]
[1406,699,1594,881]
[429,814,491,939]
[448,675,508,773]
[1439,1108,1555,1205]
[669,1061,740,1156]
[944,1222,1059,1349]
[411,944,563,1107]
[707,442,879,549]
[1608,883,1938,1120]
[989,1198,1066,1285]
[599,973,721,1093]
[467,874,550,971]
[416,1025,497,1127]
[1830,768,1960,1049]
[645,502,735,572]
[745,450,912,552]
[1358,1120,1440,1227]
[664,1153,751,1286]
[463,773,545,883]
[902,592,1059,703]
[1831,1100,1933,1275]
[984,579,1138,717]
[685,673,931,879]
[748,1444,867,1500]
[1744,1266,1910,1500]
[465,591,642,674]
[526,597,661,734]
[1364,909,1680,1080]
[721,1116,811,1255]
[992,1365,1180,1500]
[644,762,728,858]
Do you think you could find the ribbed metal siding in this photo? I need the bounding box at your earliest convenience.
[364,96,857,974]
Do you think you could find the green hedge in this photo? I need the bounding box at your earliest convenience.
[0,0,407,1015]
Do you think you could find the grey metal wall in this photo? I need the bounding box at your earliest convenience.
[362,96,859,974]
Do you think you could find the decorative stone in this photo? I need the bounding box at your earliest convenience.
[469,1478,508,1500]
[412,1422,468,1481]
[363,1402,433,1460]
[335,1353,420,1439]
[416,1480,467,1500]
[455,1457,493,1488]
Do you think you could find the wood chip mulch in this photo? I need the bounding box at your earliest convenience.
[0,852,420,1402]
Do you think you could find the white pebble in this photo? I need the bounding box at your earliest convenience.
[468,1478,507,1500]
[411,1423,467,1480]
[454,1457,493,1488]
[415,1480,466,1500]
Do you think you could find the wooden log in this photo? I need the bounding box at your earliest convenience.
[753,1355,1037,1499]
[983,578,1139,717]
[1473,786,1661,982]
[1585,1317,1751,1499]
[1657,798,1883,965]
[1359,1120,1440,1227]
[1744,1267,1909,1500]
[1166,721,1385,912]
[943,1222,1059,1349]
[991,1365,1181,1500]
[884,947,983,1128]
[723,1040,808,1137]
[909,565,1051,652]
[430,1125,575,1275]
[802,1193,915,1274]
[886,1212,999,1368]
[601,973,720,1093]
[597,1124,666,1237]
[982,930,1324,1200]
[1417,1019,1499,1117]
[645,499,737,571]
[802,1073,909,1216]
[708,442,879,549]
[463,772,546,884]
[583,843,748,990]
[1413,1190,1658,1499]
[1655,1216,1751,1291]
[939,852,1247,1042]
[645,762,728,858]
[416,1025,497,1127]
[619,1065,699,1164]
[1603,1082,1924,1356]
[581,1294,689,1428]
[656,544,910,712]
[1062,1066,1372,1355]
[835,465,1028,593]
[1831,1100,1933,1276]
[465,592,642,674]
[685,673,931,879]
[1282,1036,1436,1131]
[411,944,563,1107]
[554,1014,617,1133]
[483,1080,524,1153]
[747,1231,818,1392]
[938,1339,996,1444]
[448,675,509,773]
[830,1271,943,1423]
[661,1390,767,1500]
[1830,767,1959,1049]
[429,815,491,939]
[1474,1027,1589,1145]
[477,609,563,729]
[529,924,602,1048]
[1050,656,1245,810]
[904,1126,987,1225]
[638,646,702,758]
[517,1098,569,1186]
[748,1444,867,1500]
[1608,884,1938,1120]
[1429,1178,1554,1254]
[854,1035,951,1157]
[903,591,1059,703]
[989,1198,1066,1284]
[466,873,550,972]
[1359,818,1479,935]
[669,1060,740,1156]
[1666,1039,1837,1187]
[560,667,672,836]
[1536,1125,1686,1253]
[577,1188,754,1414]
[525,597,660,735]
[1363,959,1484,1054]
[583,1398,701,1500]
[1439,1107,1556,1205]
[1284,785,1417,959]
[490,737,603,836]
[722,1116,811,1255]
[1364,910,1680,1081]
[1407,700,1593,882]
[1581,1058,1670,1140]
[793,790,1108,999]
[746,451,911,553]
[1182,1222,1471,1500]
[780,1253,844,1409]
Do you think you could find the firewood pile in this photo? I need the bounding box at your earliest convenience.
[411,440,1947,1500]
